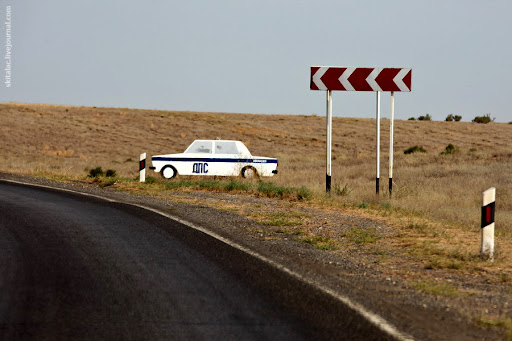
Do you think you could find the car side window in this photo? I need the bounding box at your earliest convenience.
[215,141,239,154]
[185,141,213,154]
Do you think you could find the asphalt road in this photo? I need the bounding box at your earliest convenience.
[0,181,396,340]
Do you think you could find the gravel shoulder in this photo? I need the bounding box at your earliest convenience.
[1,172,508,341]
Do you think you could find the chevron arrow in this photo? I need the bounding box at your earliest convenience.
[393,68,412,92]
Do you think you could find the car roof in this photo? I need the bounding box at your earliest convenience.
[194,139,239,142]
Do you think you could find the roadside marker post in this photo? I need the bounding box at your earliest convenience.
[310,67,411,194]
[481,187,496,261]
[139,153,146,183]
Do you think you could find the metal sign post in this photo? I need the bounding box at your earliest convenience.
[326,90,332,192]
[376,91,381,194]
[389,91,395,196]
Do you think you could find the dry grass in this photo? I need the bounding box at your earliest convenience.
[1,102,511,235]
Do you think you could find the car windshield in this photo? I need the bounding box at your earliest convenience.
[185,141,213,154]
[215,141,239,154]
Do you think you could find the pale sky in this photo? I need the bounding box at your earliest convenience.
[1,0,511,122]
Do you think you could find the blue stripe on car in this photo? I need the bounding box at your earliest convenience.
[152,157,277,163]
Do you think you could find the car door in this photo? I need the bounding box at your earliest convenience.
[185,140,214,176]
[212,141,243,176]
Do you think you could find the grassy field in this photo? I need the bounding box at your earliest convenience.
[2,102,511,235]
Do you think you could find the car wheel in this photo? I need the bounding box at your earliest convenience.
[161,166,177,179]
[241,167,258,179]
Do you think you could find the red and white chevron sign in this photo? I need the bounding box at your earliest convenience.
[310,67,412,92]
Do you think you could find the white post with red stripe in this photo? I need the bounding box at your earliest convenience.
[481,187,496,261]
[139,152,146,183]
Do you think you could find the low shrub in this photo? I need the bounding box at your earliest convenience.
[105,169,117,177]
[404,146,427,154]
[333,183,352,196]
[296,186,312,200]
[88,167,104,178]
[441,144,459,155]
[99,177,117,188]
[473,114,493,124]
[446,114,462,122]
[418,114,432,121]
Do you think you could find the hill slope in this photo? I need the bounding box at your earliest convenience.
[1,102,511,230]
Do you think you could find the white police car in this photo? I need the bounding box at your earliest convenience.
[150,140,278,179]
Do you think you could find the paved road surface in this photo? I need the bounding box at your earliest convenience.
[0,182,394,340]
